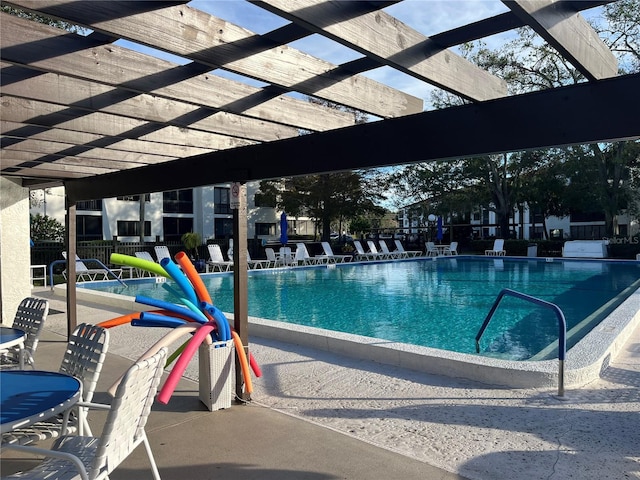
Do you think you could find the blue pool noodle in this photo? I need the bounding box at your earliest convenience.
[134,295,205,324]
[133,314,187,329]
[160,258,199,307]
[202,303,230,342]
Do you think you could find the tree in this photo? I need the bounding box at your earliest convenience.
[30,214,65,242]
[260,171,385,241]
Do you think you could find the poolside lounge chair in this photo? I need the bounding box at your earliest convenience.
[294,243,324,266]
[3,348,167,480]
[367,240,393,260]
[154,245,173,263]
[134,252,157,277]
[485,239,506,256]
[393,239,421,257]
[443,241,459,255]
[378,240,404,259]
[320,242,352,263]
[353,240,379,261]
[246,251,271,269]
[2,323,109,446]
[62,252,121,281]
[0,297,48,369]
[207,244,233,272]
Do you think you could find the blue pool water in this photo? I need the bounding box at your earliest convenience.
[81,257,640,360]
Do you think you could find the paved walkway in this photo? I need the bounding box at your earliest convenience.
[3,289,639,479]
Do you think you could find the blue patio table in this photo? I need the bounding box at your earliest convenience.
[0,327,26,369]
[0,370,81,434]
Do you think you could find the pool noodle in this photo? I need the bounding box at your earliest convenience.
[175,251,212,304]
[107,323,205,396]
[160,257,199,307]
[110,253,169,278]
[165,340,188,367]
[204,304,230,342]
[179,297,209,323]
[134,313,187,329]
[161,283,184,301]
[231,330,253,394]
[134,295,206,324]
[157,322,217,404]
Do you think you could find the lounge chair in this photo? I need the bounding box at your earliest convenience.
[320,241,351,263]
[393,239,421,257]
[368,240,395,260]
[485,239,506,256]
[207,244,233,272]
[294,243,324,265]
[2,348,167,480]
[246,251,271,269]
[0,297,48,369]
[379,240,404,259]
[154,245,173,263]
[62,252,121,281]
[134,251,157,277]
[353,240,380,261]
[2,323,109,446]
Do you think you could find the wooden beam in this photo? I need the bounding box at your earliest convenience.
[504,0,617,80]
[0,97,255,151]
[254,0,507,102]
[65,73,640,202]
[0,13,353,133]
[7,1,422,117]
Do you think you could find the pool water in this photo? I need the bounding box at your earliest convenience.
[82,258,640,360]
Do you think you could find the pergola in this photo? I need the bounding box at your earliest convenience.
[2,1,639,397]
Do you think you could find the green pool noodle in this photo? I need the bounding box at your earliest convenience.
[110,253,169,278]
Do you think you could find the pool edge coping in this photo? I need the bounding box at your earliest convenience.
[53,275,640,390]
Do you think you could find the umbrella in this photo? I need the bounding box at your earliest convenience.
[436,216,443,242]
[280,212,288,245]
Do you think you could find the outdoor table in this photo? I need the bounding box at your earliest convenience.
[434,245,450,256]
[0,370,81,434]
[0,327,25,369]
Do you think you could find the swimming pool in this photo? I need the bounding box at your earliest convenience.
[78,257,640,361]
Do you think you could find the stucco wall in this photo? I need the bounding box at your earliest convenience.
[0,177,32,325]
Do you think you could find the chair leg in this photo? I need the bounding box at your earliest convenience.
[142,433,162,480]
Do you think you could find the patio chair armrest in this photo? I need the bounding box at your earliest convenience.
[76,401,111,411]
[2,444,90,480]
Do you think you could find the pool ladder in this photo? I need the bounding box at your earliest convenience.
[475,288,567,397]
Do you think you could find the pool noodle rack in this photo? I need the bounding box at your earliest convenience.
[198,340,234,411]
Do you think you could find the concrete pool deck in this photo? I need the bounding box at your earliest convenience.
[2,288,638,480]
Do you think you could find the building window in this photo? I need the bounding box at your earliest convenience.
[570,225,606,240]
[117,220,151,237]
[255,222,276,236]
[163,217,193,242]
[570,211,606,223]
[214,218,233,238]
[77,215,102,241]
[214,187,231,214]
[117,194,150,202]
[163,189,193,214]
[76,199,102,211]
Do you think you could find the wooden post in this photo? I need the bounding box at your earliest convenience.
[64,198,77,338]
[231,183,249,401]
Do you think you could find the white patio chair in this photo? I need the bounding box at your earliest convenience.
[207,244,233,272]
[425,242,439,257]
[2,324,110,446]
[295,243,324,265]
[265,247,282,267]
[279,246,294,266]
[393,239,422,257]
[62,253,120,282]
[352,240,378,261]
[247,251,271,269]
[134,251,157,277]
[2,348,167,480]
[154,245,173,263]
[0,297,48,369]
[485,239,506,256]
[378,240,404,259]
[320,241,351,263]
[444,241,459,255]
[367,240,393,260]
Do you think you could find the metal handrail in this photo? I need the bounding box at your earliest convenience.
[475,288,567,397]
[49,259,127,289]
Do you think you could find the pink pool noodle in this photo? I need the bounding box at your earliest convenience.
[157,322,216,404]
